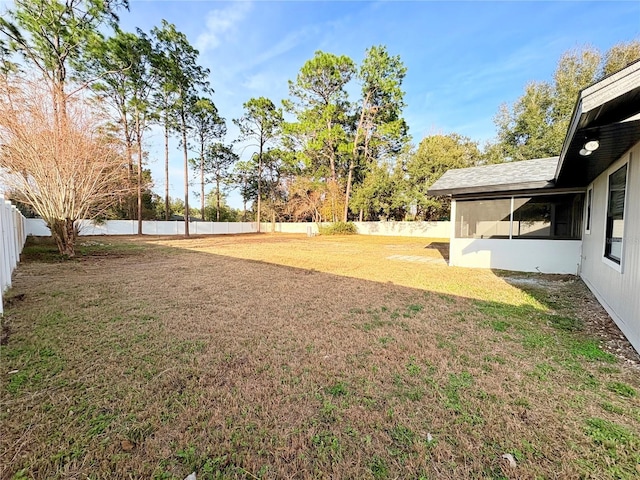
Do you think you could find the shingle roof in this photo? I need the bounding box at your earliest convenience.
[428,157,559,196]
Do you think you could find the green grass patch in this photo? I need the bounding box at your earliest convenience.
[549,315,583,332]
[5,345,65,394]
[311,431,342,463]
[369,455,389,479]
[607,382,637,398]
[569,339,616,362]
[491,320,510,332]
[443,371,474,413]
[388,424,416,460]
[326,382,349,397]
[602,402,625,415]
[403,304,424,317]
[585,417,639,457]
[527,362,555,381]
[405,357,421,376]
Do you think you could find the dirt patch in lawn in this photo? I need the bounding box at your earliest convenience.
[2,234,640,479]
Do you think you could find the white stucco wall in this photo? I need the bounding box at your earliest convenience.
[580,142,640,353]
[449,237,582,274]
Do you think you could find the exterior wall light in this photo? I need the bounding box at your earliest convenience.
[579,148,592,156]
[584,139,600,151]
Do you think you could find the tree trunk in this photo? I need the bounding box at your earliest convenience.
[123,111,134,176]
[181,108,190,236]
[123,114,135,220]
[257,150,262,233]
[343,164,354,222]
[201,165,205,220]
[50,218,77,257]
[242,179,247,222]
[326,117,336,183]
[164,119,170,221]
[200,144,205,221]
[344,95,369,222]
[216,176,221,222]
[136,112,143,235]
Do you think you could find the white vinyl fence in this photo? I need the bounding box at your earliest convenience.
[1,199,27,316]
[264,221,451,238]
[25,219,259,236]
[26,219,451,239]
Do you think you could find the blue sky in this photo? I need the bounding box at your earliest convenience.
[118,0,640,209]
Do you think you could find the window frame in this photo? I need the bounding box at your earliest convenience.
[585,186,593,235]
[602,155,631,272]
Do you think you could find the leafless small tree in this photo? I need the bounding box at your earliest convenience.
[0,77,133,256]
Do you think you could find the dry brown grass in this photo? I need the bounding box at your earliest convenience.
[1,234,640,479]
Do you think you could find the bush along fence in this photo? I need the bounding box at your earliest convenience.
[25,219,451,239]
[1,199,27,316]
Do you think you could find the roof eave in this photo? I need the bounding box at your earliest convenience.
[555,98,583,180]
[428,180,556,197]
[555,60,640,185]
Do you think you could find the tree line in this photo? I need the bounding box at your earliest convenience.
[1,1,638,255]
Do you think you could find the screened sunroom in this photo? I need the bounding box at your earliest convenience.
[455,193,584,240]
[428,157,585,274]
[428,59,640,352]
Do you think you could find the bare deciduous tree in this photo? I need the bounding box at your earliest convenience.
[0,78,133,256]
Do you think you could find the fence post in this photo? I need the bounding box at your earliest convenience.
[5,202,16,277]
[0,203,11,314]
[12,206,20,270]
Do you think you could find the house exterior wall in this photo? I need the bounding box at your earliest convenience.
[580,141,640,352]
[449,237,582,274]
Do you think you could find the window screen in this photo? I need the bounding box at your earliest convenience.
[455,199,511,239]
[512,194,583,239]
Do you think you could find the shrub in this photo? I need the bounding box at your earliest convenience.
[319,222,357,235]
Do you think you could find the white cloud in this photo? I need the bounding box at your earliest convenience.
[250,27,316,68]
[196,1,252,53]
[241,72,271,91]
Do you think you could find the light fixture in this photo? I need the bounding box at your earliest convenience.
[579,148,592,156]
[584,139,600,152]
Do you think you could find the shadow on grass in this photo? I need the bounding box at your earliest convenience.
[424,241,449,261]
[2,235,639,480]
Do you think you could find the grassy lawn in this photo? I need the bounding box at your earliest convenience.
[1,233,640,479]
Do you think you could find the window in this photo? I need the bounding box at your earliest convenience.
[455,194,583,240]
[585,187,592,234]
[455,199,511,239]
[604,163,627,265]
[512,194,583,239]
